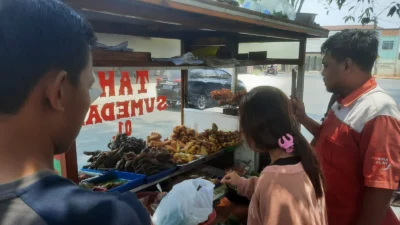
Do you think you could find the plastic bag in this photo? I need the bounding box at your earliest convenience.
[153,52,204,65]
[241,0,271,15]
[241,0,296,20]
[153,179,215,225]
[273,0,296,20]
[94,41,133,52]
[205,57,239,67]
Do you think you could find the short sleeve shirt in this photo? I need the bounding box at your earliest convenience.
[314,78,400,225]
[0,170,151,225]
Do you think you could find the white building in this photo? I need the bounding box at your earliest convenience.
[306,25,400,77]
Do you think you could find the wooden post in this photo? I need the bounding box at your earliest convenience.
[295,40,307,131]
[291,69,297,103]
[180,69,188,125]
[231,67,238,94]
[296,40,306,102]
[180,39,189,125]
[227,37,239,94]
[292,69,301,130]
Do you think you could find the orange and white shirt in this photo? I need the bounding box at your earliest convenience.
[314,78,400,225]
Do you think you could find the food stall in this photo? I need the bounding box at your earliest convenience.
[59,0,329,224]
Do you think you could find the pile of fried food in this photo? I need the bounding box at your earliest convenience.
[83,134,175,175]
[148,123,242,158]
[79,178,127,192]
[108,133,146,154]
[172,153,200,165]
[83,123,242,172]
[115,148,175,175]
[83,133,146,170]
[198,124,242,149]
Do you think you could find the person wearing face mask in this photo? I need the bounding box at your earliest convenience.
[291,30,400,225]
[0,1,151,225]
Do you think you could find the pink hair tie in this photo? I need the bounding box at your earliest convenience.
[278,134,294,153]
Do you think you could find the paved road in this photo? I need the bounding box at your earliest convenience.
[76,73,400,169]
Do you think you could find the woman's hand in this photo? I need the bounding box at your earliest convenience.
[221,172,241,189]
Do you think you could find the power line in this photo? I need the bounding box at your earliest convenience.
[378,17,400,25]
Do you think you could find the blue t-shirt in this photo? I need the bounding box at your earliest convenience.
[0,170,151,225]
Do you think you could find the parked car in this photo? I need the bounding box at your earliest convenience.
[156,70,182,106]
[156,69,246,110]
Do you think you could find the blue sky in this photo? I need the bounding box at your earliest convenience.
[301,0,400,28]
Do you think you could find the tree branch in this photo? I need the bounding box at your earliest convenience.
[297,0,305,13]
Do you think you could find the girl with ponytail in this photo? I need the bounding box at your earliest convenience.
[221,86,327,225]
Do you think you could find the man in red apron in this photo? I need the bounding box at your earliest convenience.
[292,29,400,225]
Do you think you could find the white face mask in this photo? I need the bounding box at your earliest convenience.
[89,71,103,104]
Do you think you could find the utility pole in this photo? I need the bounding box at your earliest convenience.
[395,27,400,77]
[372,0,379,75]
[372,0,376,30]
[373,17,379,75]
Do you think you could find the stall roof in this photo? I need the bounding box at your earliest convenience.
[65,0,329,42]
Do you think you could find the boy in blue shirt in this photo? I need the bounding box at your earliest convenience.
[0,1,151,225]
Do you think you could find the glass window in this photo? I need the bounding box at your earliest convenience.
[76,69,181,170]
[189,69,204,79]
[216,70,231,80]
[205,69,218,78]
[185,68,234,111]
[382,41,394,50]
[163,70,181,80]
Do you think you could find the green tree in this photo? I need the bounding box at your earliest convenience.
[325,0,400,25]
[291,0,306,13]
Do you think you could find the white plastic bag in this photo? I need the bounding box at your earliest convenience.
[274,0,296,20]
[152,179,215,225]
[242,0,296,20]
[153,52,204,65]
[241,0,272,15]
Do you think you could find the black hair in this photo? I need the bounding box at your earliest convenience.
[0,0,96,114]
[321,29,378,72]
[239,86,325,199]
